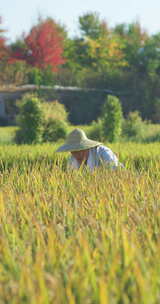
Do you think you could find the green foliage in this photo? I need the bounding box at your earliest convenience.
[43,118,68,142]
[122,111,145,140]
[15,94,44,144]
[42,101,69,142]
[0,126,17,145]
[41,66,55,86]
[27,67,42,86]
[101,95,123,142]
[79,12,102,39]
[137,34,160,75]
[151,98,160,123]
[0,60,28,85]
[114,21,149,69]
[87,119,104,141]
[64,16,126,74]
[27,66,55,86]
[144,132,160,143]
[15,95,69,144]
[42,100,68,122]
[3,14,160,125]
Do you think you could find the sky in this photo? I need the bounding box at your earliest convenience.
[1,0,160,42]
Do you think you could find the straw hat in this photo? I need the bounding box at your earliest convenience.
[56,128,101,152]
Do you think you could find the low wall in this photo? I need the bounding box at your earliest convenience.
[40,88,108,124]
[0,86,117,125]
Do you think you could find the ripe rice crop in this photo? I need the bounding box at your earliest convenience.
[0,143,159,303]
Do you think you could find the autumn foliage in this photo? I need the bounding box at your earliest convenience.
[0,17,8,60]
[10,19,65,71]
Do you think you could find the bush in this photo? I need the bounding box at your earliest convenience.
[87,119,104,141]
[41,66,55,86]
[0,61,28,86]
[101,95,123,142]
[27,66,55,86]
[27,68,42,86]
[122,111,145,140]
[144,132,160,142]
[15,94,44,144]
[42,100,68,122]
[152,98,160,123]
[43,119,68,142]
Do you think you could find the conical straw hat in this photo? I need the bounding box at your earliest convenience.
[56,128,101,152]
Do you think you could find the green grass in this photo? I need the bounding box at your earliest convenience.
[0,126,18,144]
[143,123,160,142]
[0,142,159,172]
[0,123,160,145]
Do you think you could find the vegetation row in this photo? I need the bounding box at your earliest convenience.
[1,13,160,122]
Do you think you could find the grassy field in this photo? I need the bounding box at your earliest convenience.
[0,142,159,303]
[0,126,18,144]
[1,123,160,145]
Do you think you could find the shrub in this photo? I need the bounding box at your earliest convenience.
[144,132,160,142]
[42,100,68,122]
[152,98,160,123]
[15,94,44,144]
[122,111,145,140]
[87,119,104,141]
[0,61,28,86]
[27,67,42,86]
[41,66,55,86]
[43,118,68,142]
[27,66,55,86]
[101,95,123,142]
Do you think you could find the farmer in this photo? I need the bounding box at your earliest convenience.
[56,128,122,170]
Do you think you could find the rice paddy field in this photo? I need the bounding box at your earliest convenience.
[0,142,160,303]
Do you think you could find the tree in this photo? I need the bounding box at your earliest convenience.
[10,18,65,71]
[122,111,145,139]
[25,18,65,71]
[0,17,8,60]
[8,37,28,64]
[0,34,30,85]
[15,94,44,144]
[27,67,42,86]
[79,12,108,39]
[151,98,160,123]
[137,33,160,76]
[114,21,149,70]
[101,95,123,142]
[0,60,28,85]
[65,13,127,75]
[82,34,127,71]
[43,119,67,142]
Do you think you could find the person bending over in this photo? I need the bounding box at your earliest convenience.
[56,128,123,171]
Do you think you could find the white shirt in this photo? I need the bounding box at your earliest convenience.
[68,145,120,171]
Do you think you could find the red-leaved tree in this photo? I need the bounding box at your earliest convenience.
[10,18,65,71]
[0,17,8,60]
